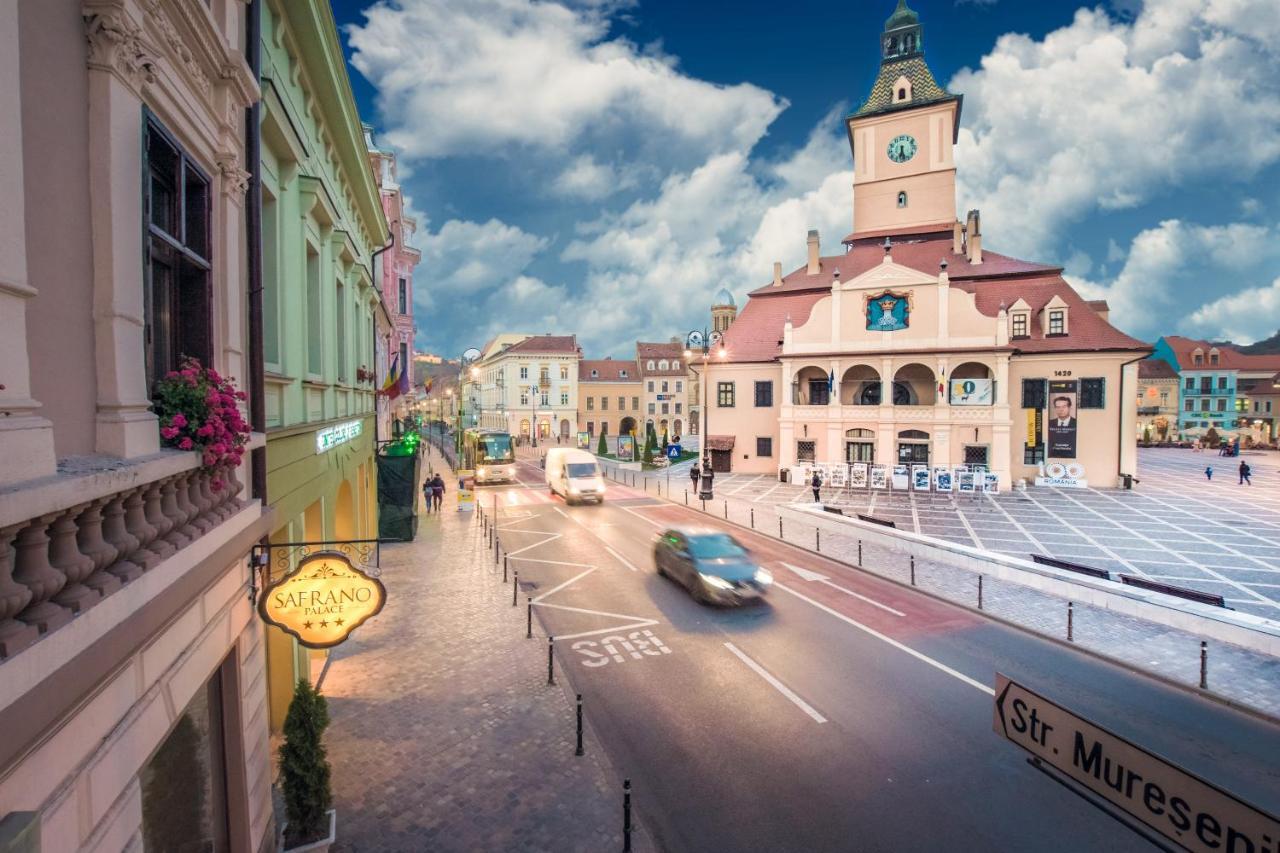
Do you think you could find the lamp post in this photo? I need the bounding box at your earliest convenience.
[684,328,727,462]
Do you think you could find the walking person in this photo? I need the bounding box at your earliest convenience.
[423,474,434,514]
[431,473,446,510]
[811,470,823,502]
[1239,461,1252,486]
[689,460,701,494]
[1204,466,1213,482]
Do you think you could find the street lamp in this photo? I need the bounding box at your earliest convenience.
[684,328,727,461]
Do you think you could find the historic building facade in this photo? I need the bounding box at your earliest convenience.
[637,342,693,440]
[1150,336,1280,444]
[475,335,582,441]
[0,1,272,850]
[578,359,643,443]
[259,0,388,730]
[704,1,1150,487]
[1135,358,1180,442]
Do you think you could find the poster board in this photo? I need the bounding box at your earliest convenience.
[911,464,930,490]
[933,466,953,492]
[576,431,590,449]
[1047,380,1079,459]
[957,470,977,494]
[983,472,1000,494]
[891,465,910,490]
[456,470,476,511]
[949,378,995,406]
[869,464,888,489]
[849,463,868,489]
[617,435,635,462]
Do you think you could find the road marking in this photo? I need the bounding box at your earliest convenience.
[617,504,665,529]
[774,582,994,696]
[779,562,904,617]
[573,629,672,666]
[532,567,597,602]
[604,544,640,572]
[509,556,596,568]
[755,483,783,503]
[553,507,569,518]
[559,622,659,641]
[723,642,827,724]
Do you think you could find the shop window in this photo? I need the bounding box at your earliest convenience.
[1079,378,1105,409]
[1021,378,1047,409]
[717,382,736,407]
[145,117,212,387]
[755,380,773,407]
[756,437,773,457]
[796,440,816,462]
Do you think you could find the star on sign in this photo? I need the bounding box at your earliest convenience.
[335,618,345,626]
[319,619,329,628]
[303,621,313,629]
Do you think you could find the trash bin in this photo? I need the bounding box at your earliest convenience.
[1122,473,1133,490]
[779,468,790,484]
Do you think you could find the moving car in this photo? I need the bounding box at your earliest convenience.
[545,448,606,504]
[653,528,772,605]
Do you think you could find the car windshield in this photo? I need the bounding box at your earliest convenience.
[567,463,598,478]
[686,534,747,560]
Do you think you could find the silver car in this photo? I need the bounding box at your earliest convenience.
[653,528,772,605]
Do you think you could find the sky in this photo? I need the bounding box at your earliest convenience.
[330,0,1280,359]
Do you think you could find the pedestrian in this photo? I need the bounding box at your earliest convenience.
[1204,466,1213,481]
[689,460,701,493]
[423,475,434,513]
[431,473,446,510]
[811,470,823,502]
[1239,461,1252,486]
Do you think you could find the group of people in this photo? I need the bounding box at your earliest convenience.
[422,472,446,512]
[1204,460,1253,485]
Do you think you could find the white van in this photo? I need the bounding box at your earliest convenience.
[545,448,606,505]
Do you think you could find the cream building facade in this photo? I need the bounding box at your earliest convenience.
[475,335,582,441]
[578,359,643,442]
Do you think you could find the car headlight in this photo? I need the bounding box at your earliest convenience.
[569,486,580,494]
[754,568,773,586]
[477,467,487,477]
[698,573,734,590]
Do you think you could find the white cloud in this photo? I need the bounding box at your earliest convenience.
[1184,276,1280,344]
[951,2,1280,259]
[551,155,639,200]
[417,218,549,295]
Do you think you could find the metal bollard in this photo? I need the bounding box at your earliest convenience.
[816,528,820,552]
[494,537,499,565]
[513,571,519,606]
[723,500,728,519]
[1200,641,1208,689]
[1067,601,1074,642]
[858,539,863,565]
[684,490,688,505]
[623,779,633,853]
[750,507,755,529]
[527,597,533,639]
[503,554,509,583]
[978,575,984,610]
[575,694,585,756]
[547,636,556,685]
[910,555,916,586]
[778,517,783,539]
[702,498,706,512]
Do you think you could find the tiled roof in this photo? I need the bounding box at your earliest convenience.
[636,341,687,374]
[1159,336,1280,372]
[1138,359,1179,380]
[502,335,579,355]
[750,234,1058,297]
[850,55,956,120]
[579,360,639,382]
[718,290,828,363]
[954,277,1149,354]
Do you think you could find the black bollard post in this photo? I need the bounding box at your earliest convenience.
[513,571,519,607]
[503,554,509,583]
[978,575,984,610]
[1067,601,1074,642]
[858,539,863,565]
[684,490,688,505]
[778,517,783,539]
[624,779,633,853]
[527,596,533,639]
[547,636,556,685]
[816,528,820,552]
[575,694,585,757]
[750,507,755,529]
[723,500,728,519]
[910,555,916,586]
[1200,641,1208,689]
[494,536,499,565]
[701,498,706,512]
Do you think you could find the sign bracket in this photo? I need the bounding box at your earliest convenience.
[249,538,384,606]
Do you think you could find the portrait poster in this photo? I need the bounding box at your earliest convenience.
[1047,380,1078,459]
[617,435,635,462]
[932,466,953,492]
[891,465,910,490]
[869,464,888,489]
[911,465,931,490]
[849,463,868,489]
[983,472,1000,494]
[957,470,977,493]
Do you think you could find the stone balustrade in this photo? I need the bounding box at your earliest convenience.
[0,461,244,660]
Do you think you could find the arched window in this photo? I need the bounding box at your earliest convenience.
[659,360,668,370]
[647,360,655,370]
[898,429,929,440]
[897,88,906,100]
[897,191,908,208]
[591,369,598,378]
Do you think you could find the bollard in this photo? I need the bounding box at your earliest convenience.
[1067,601,1074,642]
[778,517,783,539]
[494,536,499,565]
[978,575,984,610]
[684,490,688,506]
[750,507,755,529]
[858,539,863,565]
[547,636,556,685]
[723,500,728,519]
[527,597,533,639]
[503,554,509,583]
[910,555,916,586]
[623,779,633,853]
[816,528,820,552]
[701,498,706,513]
[1200,641,1208,689]
[575,694,585,756]
[513,571,519,607]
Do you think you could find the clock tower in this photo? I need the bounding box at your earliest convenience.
[846,0,962,239]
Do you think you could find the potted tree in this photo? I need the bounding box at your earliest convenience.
[279,680,336,852]
[597,431,608,457]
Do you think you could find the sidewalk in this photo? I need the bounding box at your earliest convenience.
[607,465,1280,719]
[318,446,648,852]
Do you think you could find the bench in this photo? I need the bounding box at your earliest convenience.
[856,514,896,529]
[1118,575,1229,608]
[1030,554,1112,580]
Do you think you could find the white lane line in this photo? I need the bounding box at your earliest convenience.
[617,504,665,529]
[723,642,827,724]
[504,532,562,557]
[604,545,640,572]
[754,483,783,503]
[509,557,596,568]
[537,602,658,622]
[532,567,598,602]
[778,563,904,617]
[774,582,994,696]
[553,507,569,518]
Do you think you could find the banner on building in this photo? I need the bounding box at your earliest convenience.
[1025,408,1044,451]
[950,378,995,406]
[1047,380,1078,459]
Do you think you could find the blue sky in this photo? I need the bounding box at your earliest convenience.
[331,0,1280,358]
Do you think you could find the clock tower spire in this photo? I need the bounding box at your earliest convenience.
[845,1,963,241]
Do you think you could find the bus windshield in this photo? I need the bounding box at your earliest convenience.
[477,434,514,463]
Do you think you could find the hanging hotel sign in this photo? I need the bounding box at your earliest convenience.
[258,550,386,648]
[866,290,911,331]
[316,419,363,454]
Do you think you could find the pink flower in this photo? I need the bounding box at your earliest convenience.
[235,391,247,401]
[160,426,179,440]
[196,425,214,437]
[210,478,224,492]
[212,442,227,455]
[178,437,194,450]
[170,413,188,428]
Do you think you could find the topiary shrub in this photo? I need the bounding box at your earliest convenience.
[280,679,333,847]
[597,431,608,456]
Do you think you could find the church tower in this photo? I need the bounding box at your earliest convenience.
[711,288,737,334]
[846,0,962,239]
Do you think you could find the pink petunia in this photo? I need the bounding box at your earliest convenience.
[178,437,194,450]
[170,413,188,428]
[160,426,179,440]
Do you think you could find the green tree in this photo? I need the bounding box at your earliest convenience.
[280,679,333,846]
[597,431,608,456]
[1204,426,1220,448]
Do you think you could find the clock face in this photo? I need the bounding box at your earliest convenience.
[887,134,917,164]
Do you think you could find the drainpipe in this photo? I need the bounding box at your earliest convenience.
[1117,352,1148,486]
[245,0,265,503]
[368,233,394,445]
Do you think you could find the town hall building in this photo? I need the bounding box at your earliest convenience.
[703,1,1150,489]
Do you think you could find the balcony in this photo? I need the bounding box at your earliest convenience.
[0,450,250,661]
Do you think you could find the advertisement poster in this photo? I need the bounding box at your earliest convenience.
[983,472,1000,494]
[576,431,590,449]
[957,470,977,493]
[1025,408,1044,455]
[911,465,931,490]
[1047,380,1078,459]
[869,464,888,489]
[933,466,953,492]
[849,463,868,488]
[950,378,995,406]
[617,435,635,462]
[891,465,910,490]
[456,470,476,512]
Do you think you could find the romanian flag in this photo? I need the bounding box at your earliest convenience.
[381,354,402,399]
[424,377,434,395]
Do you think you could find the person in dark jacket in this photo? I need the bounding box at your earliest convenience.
[689,461,701,493]
[811,471,823,502]
[431,474,445,510]
[423,475,434,514]
[1239,461,1252,485]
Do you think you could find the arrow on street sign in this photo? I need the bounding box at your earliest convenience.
[779,563,904,616]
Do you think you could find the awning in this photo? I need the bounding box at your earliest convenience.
[706,435,736,451]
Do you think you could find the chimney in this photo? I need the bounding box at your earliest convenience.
[952,219,964,255]
[806,229,820,275]
[966,210,982,265]
[773,261,783,287]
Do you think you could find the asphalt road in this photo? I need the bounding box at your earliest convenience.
[480,460,1280,853]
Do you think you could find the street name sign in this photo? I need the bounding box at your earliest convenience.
[259,550,386,648]
[994,674,1278,853]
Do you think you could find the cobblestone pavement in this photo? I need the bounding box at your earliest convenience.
[319,447,651,853]
[651,447,1280,618]
[604,465,1280,719]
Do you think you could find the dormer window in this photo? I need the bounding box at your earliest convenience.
[647,360,655,370]
[1048,311,1065,336]
[897,88,906,100]
[659,360,668,370]
[620,370,628,378]
[891,75,913,104]
[1209,347,1220,366]
[591,369,598,378]
[1192,348,1204,366]
[1011,312,1029,339]
[897,191,908,208]
[1041,296,1069,337]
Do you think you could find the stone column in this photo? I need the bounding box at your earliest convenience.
[84,8,160,458]
[0,0,56,486]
